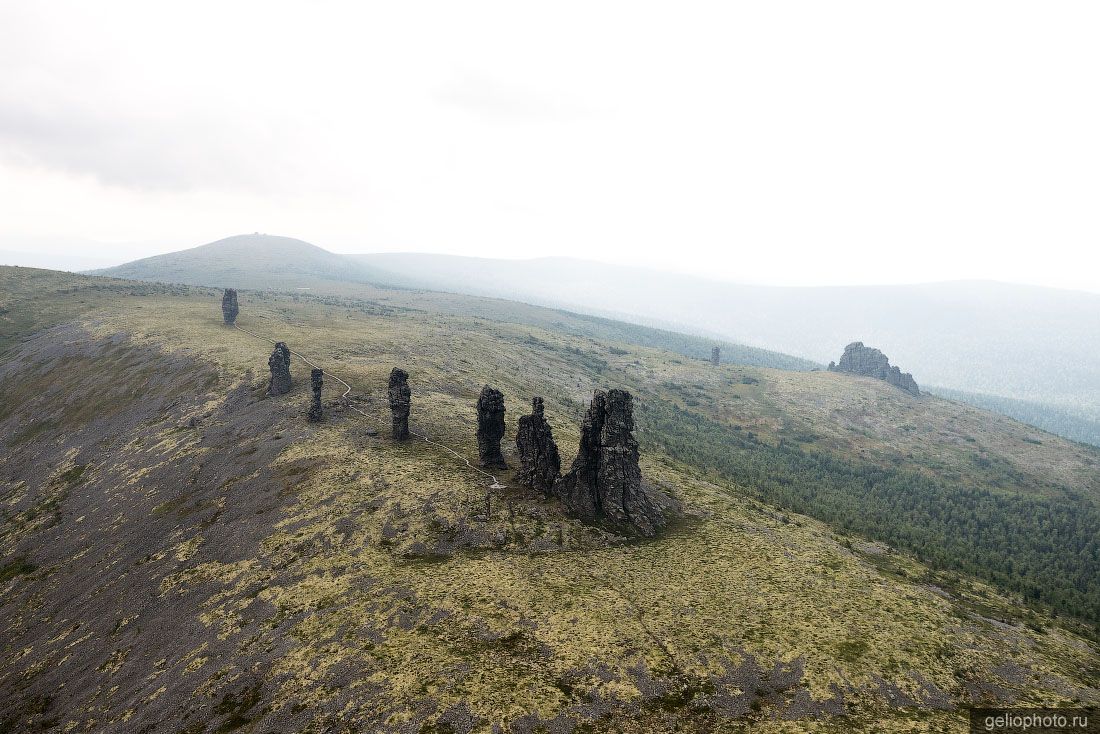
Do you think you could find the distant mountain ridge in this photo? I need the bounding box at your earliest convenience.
[91,234,376,288]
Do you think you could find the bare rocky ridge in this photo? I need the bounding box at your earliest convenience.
[475,386,507,469]
[308,368,323,422]
[515,397,561,492]
[828,341,920,396]
[388,367,411,440]
[553,389,678,537]
[221,288,239,325]
[267,342,292,396]
[0,325,311,734]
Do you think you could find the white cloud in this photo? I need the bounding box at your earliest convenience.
[0,1,1097,290]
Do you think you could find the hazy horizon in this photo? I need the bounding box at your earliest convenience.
[3,2,1099,291]
[5,232,1100,297]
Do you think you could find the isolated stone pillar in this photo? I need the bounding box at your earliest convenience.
[388,368,411,440]
[267,342,292,396]
[552,389,676,536]
[222,289,239,325]
[476,386,508,469]
[711,346,720,366]
[516,397,561,492]
[308,369,324,422]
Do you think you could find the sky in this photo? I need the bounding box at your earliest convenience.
[1,1,1098,290]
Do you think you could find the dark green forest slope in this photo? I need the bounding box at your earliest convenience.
[642,398,1100,628]
[931,386,1100,448]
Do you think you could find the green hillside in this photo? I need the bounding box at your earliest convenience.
[350,253,1100,428]
[1,267,1098,732]
[92,235,817,373]
[95,235,1100,448]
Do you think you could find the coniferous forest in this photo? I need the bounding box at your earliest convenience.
[642,398,1100,629]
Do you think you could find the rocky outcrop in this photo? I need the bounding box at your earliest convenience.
[221,289,239,325]
[553,389,678,537]
[711,346,721,366]
[475,386,508,469]
[388,368,411,440]
[828,342,920,396]
[308,369,323,422]
[515,397,561,492]
[267,342,292,396]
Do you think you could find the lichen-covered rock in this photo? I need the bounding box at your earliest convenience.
[476,386,508,469]
[828,342,920,396]
[388,368,411,440]
[553,389,678,537]
[308,368,323,423]
[221,289,239,325]
[267,342,292,396]
[711,346,721,366]
[516,397,561,492]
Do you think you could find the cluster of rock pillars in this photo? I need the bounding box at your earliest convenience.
[223,291,919,535]
[224,290,677,537]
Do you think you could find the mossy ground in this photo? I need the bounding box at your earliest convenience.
[1,271,1098,732]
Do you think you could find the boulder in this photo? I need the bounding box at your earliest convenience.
[308,369,324,422]
[515,397,561,492]
[827,342,920,396]
[553,389,678,537]
[221,289,239,325]
[267,342,292,396]
[388,368,411,440]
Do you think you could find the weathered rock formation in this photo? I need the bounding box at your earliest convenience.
[515,397,561,492]
[475,386,508,469]
[828,342,920,396]
[388,368,411,440]
[308,369,324,422]
[267,342,292,396]
[711,346,721,366]
[221,289,239,325]
[552,389,678,537]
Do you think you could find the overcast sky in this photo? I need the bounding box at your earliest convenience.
[1,1,1097,289]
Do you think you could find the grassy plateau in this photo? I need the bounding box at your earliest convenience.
[0,266,1098,733]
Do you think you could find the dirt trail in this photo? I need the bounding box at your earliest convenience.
[233,322,506,489]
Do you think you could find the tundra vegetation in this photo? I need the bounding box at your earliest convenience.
[1,266,1098,732]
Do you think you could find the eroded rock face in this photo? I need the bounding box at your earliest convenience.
[388,368,411,440]
[221,289,239,325]
[516,397,561,492]
[553,389,677,537]
[828,342,920,396]
[475,386,508,469]
[711,346,721,366]
[267,342,292,396]
[308,369,323,423]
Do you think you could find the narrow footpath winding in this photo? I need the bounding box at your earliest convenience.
[233,322,505,489]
